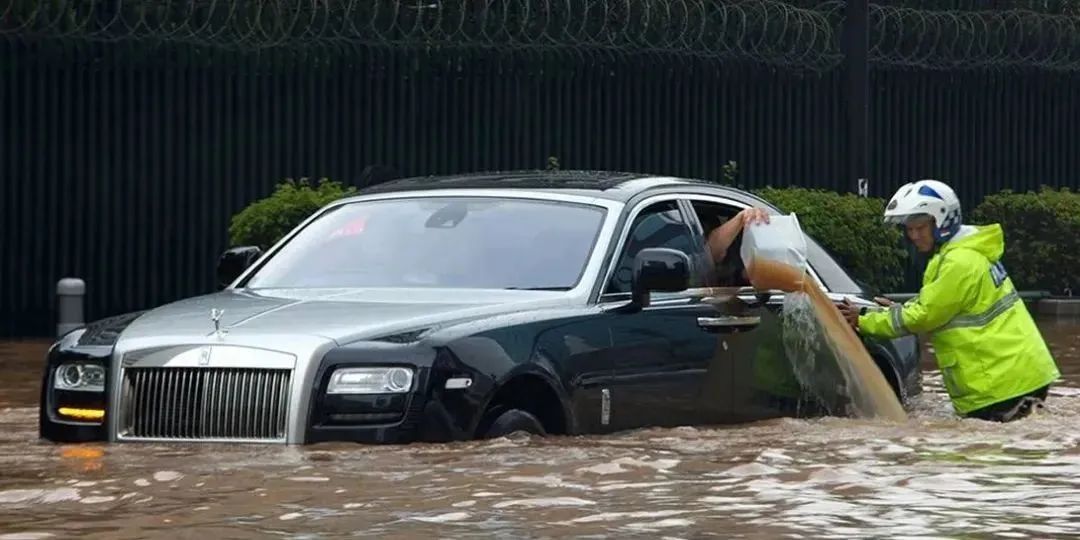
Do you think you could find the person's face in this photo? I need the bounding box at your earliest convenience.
[904,215,936,253]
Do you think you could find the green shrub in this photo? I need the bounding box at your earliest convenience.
[970,186,1080,295]
[754,186,908,293]
[228,177,358,250]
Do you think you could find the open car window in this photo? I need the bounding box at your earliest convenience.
[686,196,864,295]
[243,196,608,290]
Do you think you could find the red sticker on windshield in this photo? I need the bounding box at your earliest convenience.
[329,217,367,238]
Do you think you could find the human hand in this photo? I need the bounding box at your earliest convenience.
[739,207,770,227]
[838,298,861,330]
[873,296,895,307]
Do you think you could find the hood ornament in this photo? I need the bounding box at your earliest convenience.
[210,308,228,339]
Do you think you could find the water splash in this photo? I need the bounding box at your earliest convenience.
[781,292,848,415]
[780,289,907,421]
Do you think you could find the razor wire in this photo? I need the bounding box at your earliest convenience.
[0,0,843,70]
[863,2,1080,70]
[2,0,1080,71]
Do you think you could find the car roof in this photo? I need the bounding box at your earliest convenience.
[352,170,767,205]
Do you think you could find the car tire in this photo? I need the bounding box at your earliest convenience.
[480,408,547,439]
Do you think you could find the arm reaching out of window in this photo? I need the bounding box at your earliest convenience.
[706,207,770,265]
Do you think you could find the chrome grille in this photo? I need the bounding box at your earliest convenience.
[120,368,291,441]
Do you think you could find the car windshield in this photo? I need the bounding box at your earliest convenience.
[243,196,608,290]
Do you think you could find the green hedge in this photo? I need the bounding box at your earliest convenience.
[753,186,908,293]
[971,186,1080,295]
[228,177,357,250]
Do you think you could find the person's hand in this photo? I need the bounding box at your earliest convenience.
[739,207,770,228]
[838,298,861,330]
[873,296,895,307]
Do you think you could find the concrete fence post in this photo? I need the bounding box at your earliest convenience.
[56,278,86,338]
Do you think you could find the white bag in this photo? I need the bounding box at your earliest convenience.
[739,212,808,274]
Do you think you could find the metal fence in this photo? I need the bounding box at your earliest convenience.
[3,0,1080,337]
[6,0,1080,70]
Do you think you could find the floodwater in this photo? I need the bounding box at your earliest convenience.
[2,318,1080,539]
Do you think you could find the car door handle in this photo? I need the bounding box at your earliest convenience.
[696,316,761,331]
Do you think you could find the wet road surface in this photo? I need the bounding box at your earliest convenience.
[2,317,1080,539]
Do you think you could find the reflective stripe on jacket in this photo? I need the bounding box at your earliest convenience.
[858,224,1060,414]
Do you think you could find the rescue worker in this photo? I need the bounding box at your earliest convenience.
[838,179,1060,422]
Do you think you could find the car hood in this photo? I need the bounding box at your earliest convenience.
[117,287,572,347]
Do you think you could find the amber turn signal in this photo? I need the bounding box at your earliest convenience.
[57,407,105,421]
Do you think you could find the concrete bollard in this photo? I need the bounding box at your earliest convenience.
[56,278,86,338]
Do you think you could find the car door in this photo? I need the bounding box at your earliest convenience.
[683,194,848,423]
[596,197,744,432]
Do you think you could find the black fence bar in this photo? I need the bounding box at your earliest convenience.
[4,2,1080,337]
[845,0,871,195]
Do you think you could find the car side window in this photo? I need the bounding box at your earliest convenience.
[688,197,841,293]
[605,200,696,295]
[688,199,749,287]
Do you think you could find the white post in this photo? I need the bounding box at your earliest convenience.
[56,278,86,338]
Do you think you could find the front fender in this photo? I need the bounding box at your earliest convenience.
[39,328,114,443]
[478,358,577,433]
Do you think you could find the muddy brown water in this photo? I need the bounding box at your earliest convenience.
[746,258,907,422]
[2,318,1080,539]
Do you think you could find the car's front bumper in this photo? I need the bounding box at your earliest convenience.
[40,339,482,445]
[303,344,486,444]
[38,333,111,443]
[304,390,447,444]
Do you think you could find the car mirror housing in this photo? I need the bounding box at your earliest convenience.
[627,247,690,310]
[217,246,263,289]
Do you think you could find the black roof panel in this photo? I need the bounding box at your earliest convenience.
[355,169,726,202]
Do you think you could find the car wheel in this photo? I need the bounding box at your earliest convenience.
[480,408,547,439]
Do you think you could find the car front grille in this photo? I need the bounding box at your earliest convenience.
[119,367,292,441]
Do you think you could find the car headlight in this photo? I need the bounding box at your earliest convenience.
[53,363,106,392]
[327,367,414,394]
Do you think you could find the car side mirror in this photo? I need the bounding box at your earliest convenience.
[217,246,263,289]
[624,247,690,311]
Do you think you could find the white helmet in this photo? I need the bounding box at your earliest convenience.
[883,179,962,242]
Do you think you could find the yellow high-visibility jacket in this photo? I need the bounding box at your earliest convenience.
[858,224,1060,415]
